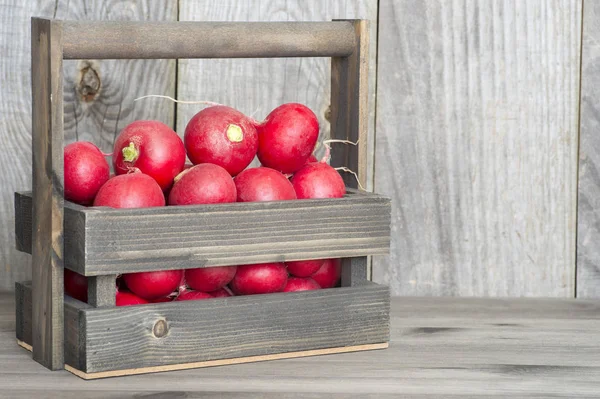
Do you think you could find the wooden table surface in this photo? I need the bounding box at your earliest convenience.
[1,291,599,398]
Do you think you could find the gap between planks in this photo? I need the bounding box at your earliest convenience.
[17,340,388,380]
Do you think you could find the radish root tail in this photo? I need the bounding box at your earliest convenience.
[133,94,223,107]
[133,95,262,125]
[334,167,366,191]
[320,139,360,164]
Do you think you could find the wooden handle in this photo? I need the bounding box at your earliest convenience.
[61,21,356,60]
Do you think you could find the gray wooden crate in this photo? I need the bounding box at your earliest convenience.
[21,17,390,377]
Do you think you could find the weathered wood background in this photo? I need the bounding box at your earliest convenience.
[0,0,596,297]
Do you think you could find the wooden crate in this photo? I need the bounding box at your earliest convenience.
[16,17,391,379]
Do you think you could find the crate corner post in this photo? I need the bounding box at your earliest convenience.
[30,17,66,371]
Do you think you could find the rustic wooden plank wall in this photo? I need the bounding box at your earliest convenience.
[0,0,176,291]
[576,0,600,298]
[373,0,582,296]
[1,0,597,297]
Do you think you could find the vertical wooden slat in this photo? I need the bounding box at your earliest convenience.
[330,19,369,189]
[87,275,116,307]
[576,0,600,298]
[341,257,368,287]
[31,17,64,370]
[330,19,371,280]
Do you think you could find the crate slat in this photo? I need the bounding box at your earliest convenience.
[15,191,391,276]
[16,281,390,375]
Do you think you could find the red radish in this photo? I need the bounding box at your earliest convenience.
[234,167,296,202]
[311,258,342,289]
[64,142,110,205]
[257,103,319,174]
[185,266,237,292]
[291,162,346,199]
[176,290,213,301]
[210,287,233,297]
[122,270,184,300]
[116,291,149,306]
[185,106,258,176]
[113,120,186,191]
[283,277,321,292]
[64,269,88,302]
[93,173,165,208]
[168,164,237,205]
[229,263,288,295]
[285,259,324,278]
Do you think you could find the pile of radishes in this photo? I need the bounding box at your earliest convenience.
[62,103,346,306]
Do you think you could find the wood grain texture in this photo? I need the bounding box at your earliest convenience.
[0,0,176,293]
[175,0,378,189]
[341,256,368,286]
[0,0,35,292]
[16,281,390,374]
[330,19,369,188]
[15,191,391,276]
[30,17,65,370]
[62,21,356,59]
[86,275,116,307]
[4,292,600,397]
[577,0,600,297]
[373,0,582,296]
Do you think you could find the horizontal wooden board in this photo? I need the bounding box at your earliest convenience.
[60,21,356,59]
[16,280,389,374]
[15,191,390,276]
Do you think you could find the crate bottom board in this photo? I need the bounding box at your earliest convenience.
[16,280,390,378]
[17,339,388,380]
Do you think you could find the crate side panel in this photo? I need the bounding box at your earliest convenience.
[83,283,390,373]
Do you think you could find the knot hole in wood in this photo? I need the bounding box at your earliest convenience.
[152,319,169,338]
[77,61,101,102]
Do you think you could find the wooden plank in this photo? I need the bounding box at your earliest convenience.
[0,0,36,291]
[373,0,582,296]
[84,282,389,373]
[62,21,356,59]
[330,19,369,189]
[16,280,389,374]
[176,0,378,190]
[15,191,391,276]
[341,256,368,287]
[86,276,116,307]
[31,17,65,370]
[5,293,600,396]
[577,0,600,297]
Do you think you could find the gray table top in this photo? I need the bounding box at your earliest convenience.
[0,291,599,398]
